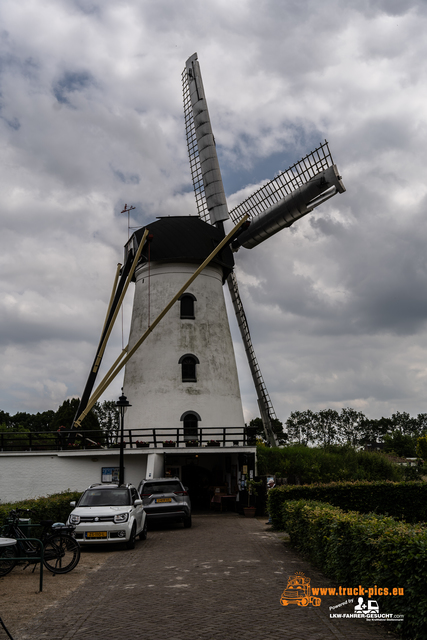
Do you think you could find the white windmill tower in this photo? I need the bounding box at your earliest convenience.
[73,53,345,454]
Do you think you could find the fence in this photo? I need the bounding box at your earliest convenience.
[0,427,250,452]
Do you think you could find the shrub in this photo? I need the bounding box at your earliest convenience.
[268,480,427,527]
[256,444,403,484]
[281,500,427,639]
[0,490,82,529]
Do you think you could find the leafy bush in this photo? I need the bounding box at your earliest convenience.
[281,500,427,639]
[268,480,427,527]
[257,444,404,484]
[0,490,82,529]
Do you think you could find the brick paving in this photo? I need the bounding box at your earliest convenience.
[16,514,397,640]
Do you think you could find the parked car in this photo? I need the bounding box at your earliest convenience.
[68,483,147,548]
[137,477,191,528]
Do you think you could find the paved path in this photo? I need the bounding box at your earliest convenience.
[17,514,396,640]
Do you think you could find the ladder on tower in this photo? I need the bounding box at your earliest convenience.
[227,270,279,447]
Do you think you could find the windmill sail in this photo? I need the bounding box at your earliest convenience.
[230,141,345,249]
[227,271,279,447]
[183,53,280,447]
[183,53,229,226]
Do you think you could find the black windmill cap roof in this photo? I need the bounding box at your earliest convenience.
[131,216,235,281]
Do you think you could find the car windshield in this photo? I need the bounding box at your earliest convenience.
[79,488,130,507]
[142,482,182,494]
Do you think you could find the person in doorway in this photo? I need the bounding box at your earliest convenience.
[265,478,276,525]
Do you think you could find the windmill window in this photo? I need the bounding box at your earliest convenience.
[179,354,199,382]
[180,293,196,319]
[181,411,201,440]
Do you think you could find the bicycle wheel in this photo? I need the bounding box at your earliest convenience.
[0,544,19,577]
[43,534,80,574]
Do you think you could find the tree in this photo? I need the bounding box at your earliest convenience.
[390,411,419,437]
[416,435,427,460]
[9,410,56,432]
[246,417,286,446]
[415,414,427,437]
[92,400,120,444]
[383,431,417,458]
[285,410,315,445]
[52,398,100,435]
[0,411,10,426]
[313,409,339,447]
[359,416,392,445]
[0,422,30,441]
[339,408,366,446]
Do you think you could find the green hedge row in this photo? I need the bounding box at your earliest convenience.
[268,480,427,527]
[281,499,427,639]
[0,490,82,529]
[256,444,405,483]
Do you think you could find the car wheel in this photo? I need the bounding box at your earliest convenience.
[139,519,148,540]
[183,515,192,528]
[126,523,136,550]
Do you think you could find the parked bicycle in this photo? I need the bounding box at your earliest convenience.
[0,508,80,576]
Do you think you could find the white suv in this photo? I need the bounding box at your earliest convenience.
[68,483,147,549]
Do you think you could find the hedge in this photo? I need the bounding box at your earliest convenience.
[267,480,427,528]
[0,490,82,529]
[282,499,427,639]
[256,444,405,483]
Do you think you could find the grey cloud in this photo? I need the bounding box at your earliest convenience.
[53,70,95,105]
[1,0,427,424]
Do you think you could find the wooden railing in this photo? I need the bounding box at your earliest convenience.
[0,427,251,452]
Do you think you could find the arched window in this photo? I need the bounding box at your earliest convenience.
[180,293,196,319]
[181,411,201,440]
[179,354,199,382]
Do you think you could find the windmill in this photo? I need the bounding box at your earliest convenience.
[179,53,346,445]
[73,53,345,450]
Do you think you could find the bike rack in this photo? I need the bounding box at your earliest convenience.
[3,538,45,592]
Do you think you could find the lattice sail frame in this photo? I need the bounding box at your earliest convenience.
[183,60,336,228]
[183,64,335,228]
[228,141,334,224]
[182,66,210,223]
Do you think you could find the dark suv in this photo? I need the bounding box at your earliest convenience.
[137,477,191,528]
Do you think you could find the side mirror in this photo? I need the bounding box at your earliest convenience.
[134,499,142,506]
[184,487,189,492]
[70,501,76,507]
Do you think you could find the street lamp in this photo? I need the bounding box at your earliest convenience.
[116,389,132,485]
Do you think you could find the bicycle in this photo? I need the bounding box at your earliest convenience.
[0,508,81,576]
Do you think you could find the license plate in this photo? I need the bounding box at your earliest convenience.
[86,531,107,538]
[155,498,172,503]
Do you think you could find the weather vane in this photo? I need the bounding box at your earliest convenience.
[121,204,135,239]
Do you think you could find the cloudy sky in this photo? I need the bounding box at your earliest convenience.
[1,0,427,424]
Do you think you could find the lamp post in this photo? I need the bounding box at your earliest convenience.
[116,390,132,485]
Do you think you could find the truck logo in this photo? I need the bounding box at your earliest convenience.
[280,572,321,607]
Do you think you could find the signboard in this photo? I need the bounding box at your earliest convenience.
[101,467,120,483]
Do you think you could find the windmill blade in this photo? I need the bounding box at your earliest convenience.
[182,53,229,226]
[230,141,346,249]
[227,270,279,447]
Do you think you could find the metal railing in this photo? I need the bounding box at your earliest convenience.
[0,427,251,452]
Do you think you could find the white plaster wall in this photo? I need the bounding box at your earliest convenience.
[123,262,245,437]
[0,452,149,504]
[145,453,164,479]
